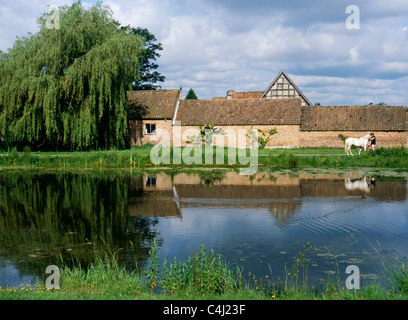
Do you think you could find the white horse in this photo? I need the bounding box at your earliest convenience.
[344,134,371,156]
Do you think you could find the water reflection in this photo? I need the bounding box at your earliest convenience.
[0,170,407,287]
[138,171,406,220]
[0,172,159,287]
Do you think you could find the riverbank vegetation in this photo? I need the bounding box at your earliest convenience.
[1,146,408,170]
[1,241,408,300]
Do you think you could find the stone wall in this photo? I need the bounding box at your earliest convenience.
[174,125,300,148]
[128,119,172,146]
[299,131,407,148]
[129,121,408,148]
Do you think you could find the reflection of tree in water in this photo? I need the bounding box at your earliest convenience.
[0,172,159,279]
[124,216,160,271]
[197,170,226,187]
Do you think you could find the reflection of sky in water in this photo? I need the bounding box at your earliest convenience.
[1,171,407,288]
[154,195,408,285]
[0,260,36,288]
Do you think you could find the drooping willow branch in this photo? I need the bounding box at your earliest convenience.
[0,1,144,151]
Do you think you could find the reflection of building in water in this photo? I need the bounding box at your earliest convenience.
[127,172,407,222]
[145,176,156,188]
[269,200,302,225]
[128,174,181,218]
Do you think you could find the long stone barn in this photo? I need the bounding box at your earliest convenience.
[126,70,408,149]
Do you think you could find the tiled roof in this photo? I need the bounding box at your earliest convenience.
[230,91,264,99]
[175,98,302,126]
[301,105,407,131]
[127,89,181,120]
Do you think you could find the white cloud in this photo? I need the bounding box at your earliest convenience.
[105,0,171,35]
[0,0,73,51]
[0,0,407,105]
[348,48,360,64]
[297,74,408,105]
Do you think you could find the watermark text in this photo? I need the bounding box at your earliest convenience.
[149,123,259,175]
[345,5,360,30]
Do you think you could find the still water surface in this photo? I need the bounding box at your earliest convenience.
[1,169,407,288]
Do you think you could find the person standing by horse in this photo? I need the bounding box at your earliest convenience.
[367,133,376,152]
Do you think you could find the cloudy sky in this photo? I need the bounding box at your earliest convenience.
[1,0,408,105]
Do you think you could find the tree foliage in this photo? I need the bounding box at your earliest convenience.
[0,1,145,150]
[128,27,165,90]
[185,88,198,100]
[248,126,278,149]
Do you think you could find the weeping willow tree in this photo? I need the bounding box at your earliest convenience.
[0,1,144,150]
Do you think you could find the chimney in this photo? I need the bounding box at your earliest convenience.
[226,89,236,99]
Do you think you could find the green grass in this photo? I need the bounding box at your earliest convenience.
[1,146,408,169]
[258,146,408,169]
[1,241,408,300]
[257,148,345,155]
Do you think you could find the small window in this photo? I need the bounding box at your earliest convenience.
[145,123,156,134]
[145,176,157,187]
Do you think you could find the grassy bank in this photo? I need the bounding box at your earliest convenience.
[1,146,408,170]
[1,241,408,300]
[260,146,408,169]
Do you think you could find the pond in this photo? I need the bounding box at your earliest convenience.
[1,168,408,289]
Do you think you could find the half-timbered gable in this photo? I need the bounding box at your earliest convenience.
[262,70,312,107]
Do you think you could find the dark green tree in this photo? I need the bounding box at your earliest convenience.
[369,102,387,105]
[0,1,144,151]
[185,88,198,100]
[128,27,165,90]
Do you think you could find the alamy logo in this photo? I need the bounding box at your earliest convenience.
[45,265,60,289]
[45,5,60,30]
[345,265,360,289]
[149,122,259,175]
[345,5,360,30]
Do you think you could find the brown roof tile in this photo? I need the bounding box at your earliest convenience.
[127,89,181,120]
[175,98,302,126]
[301,105,407,131]
[230,91,264,99]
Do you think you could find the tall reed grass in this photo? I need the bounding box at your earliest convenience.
[1,240,408,300]
[144,240,243,296]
